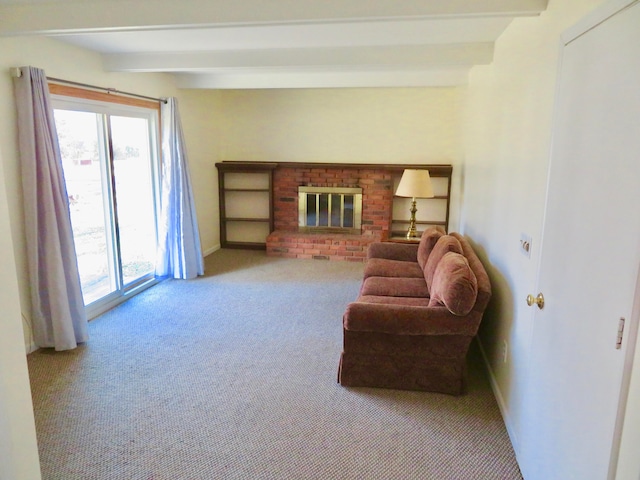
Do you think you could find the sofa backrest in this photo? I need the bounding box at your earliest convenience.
[450,232,492,314]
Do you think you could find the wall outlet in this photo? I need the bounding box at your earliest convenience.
[520,233,532,258]
[502,340,508,364]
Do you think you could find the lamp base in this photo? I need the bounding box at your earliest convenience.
[405,198,418,239]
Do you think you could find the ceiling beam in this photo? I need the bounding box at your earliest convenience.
[103,43,494,73]
[0,0,548,35]
[174,67,472,89]
[52,17,513,54]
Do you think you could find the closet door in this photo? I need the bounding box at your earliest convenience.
[519,2,640,479]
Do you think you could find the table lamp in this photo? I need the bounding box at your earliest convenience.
[395,169,434,239]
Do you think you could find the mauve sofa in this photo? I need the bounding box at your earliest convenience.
[337,227,491,395]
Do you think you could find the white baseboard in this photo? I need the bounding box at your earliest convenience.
[475,336,521,458]
[203,244,221,257]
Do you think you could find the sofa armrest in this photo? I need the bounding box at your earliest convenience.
[343,302,481,337]
[367,242,418,262]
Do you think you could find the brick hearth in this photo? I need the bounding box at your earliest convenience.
[266,231,375,261]
[266,166,393,261]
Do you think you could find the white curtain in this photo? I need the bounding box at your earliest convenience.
[156,97,204,279]
[13,66,88,351]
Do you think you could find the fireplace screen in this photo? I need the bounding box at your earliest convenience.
[298,186,362,234]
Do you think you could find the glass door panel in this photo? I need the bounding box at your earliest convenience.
[110,115,156,286]
[54,109,117,305]
[54,102,159,311]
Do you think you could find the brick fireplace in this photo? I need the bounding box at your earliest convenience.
[266,166,394,262]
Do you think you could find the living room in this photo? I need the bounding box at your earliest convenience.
[1,1,639,479]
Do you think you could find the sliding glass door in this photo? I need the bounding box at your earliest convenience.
[110,115,157,286]
[52,98,160,316]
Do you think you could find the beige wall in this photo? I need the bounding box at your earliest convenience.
[460,0,612,470]
[176,90,224,254]
[218,88,462,165]
[216,87,465,229]
[159,87,464,254]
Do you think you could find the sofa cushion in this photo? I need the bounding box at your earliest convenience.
[360,276,430,298]
[363,258,424,279]
[428,252,478,316]
[416,226,445,269]
[367,242,418,262]
[357,295,431,307]
[424,235,463,292]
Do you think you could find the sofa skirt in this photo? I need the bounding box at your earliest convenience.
[337,330,473,395]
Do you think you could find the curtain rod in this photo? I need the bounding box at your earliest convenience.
[10,67,166,104]
[46,76,168,104]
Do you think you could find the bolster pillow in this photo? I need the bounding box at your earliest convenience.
[428,252,478,316]
[424,235,463,291]
[416,226,445,269]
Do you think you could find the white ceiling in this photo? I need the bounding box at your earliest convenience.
[0,0,549,89]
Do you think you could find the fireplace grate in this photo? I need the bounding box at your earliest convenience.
[298,186,362,234]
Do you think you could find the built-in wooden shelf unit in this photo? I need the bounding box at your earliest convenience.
[216,161,452,249]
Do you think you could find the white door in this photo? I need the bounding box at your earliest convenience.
[520,2,640,479]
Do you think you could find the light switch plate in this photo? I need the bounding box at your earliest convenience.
[520,233,532,258]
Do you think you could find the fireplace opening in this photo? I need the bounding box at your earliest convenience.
[298,186,362,234]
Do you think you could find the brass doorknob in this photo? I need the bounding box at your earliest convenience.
[526,293,545,309]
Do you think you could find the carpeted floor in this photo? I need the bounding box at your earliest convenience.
[28,249,522,479]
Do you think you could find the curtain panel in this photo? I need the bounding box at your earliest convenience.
[156,97,204,279]
[13,66,88,351]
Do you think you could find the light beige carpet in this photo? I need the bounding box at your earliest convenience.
[28,249,522,479]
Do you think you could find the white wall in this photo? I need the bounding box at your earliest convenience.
[460,0,612,467]
[618,320,640,479]
[0,145,40,480]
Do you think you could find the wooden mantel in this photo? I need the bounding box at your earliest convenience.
[216,161,452,177]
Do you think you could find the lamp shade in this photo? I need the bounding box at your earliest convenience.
[395,169,434,198]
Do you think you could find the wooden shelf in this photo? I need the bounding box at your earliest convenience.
[391,220,447,226]
[223,242,269,251]
[392,228,444,237]
[224,188,270,193]
[224,217,271,222]
[216,163,276,249]
[388,237,421,244]
[217,160,452,177]
[391,170,451,233]
[393,195,448,200]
